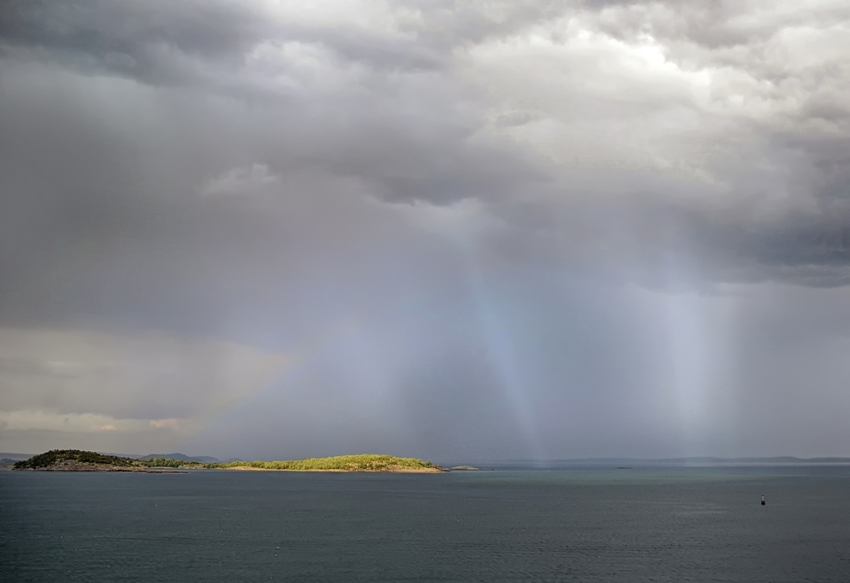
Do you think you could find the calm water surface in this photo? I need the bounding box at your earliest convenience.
[2,466,850,582]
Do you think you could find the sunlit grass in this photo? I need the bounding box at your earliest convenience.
[207,454,438,471]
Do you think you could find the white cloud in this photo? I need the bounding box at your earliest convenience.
[149,418,180,429]
[200,163,279,197]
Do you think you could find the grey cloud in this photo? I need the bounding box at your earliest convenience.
[491,191,850,289]
[2,0,850,459]
[1,0,270,83]
[0,327,284,424]
[0,0,566,84]
[3,0,849,287]
[0,356,86,378]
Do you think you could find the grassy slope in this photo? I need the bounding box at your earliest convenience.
[207,454,439,471]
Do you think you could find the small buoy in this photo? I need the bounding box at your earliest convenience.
[761,495,765,506]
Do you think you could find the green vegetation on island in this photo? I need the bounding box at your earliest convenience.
[207,454,440,472]
[14,449,138,470]
[12,450,445,472]
[143,457,205,468]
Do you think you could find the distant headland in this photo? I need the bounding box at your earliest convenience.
[10,450,482,473]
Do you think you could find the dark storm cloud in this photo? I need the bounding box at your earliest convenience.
[3,0,848,291]
[2,0,850,459]
[1,0,566,81]
[1,0,270,83]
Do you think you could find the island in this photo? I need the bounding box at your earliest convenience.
[206,454,443,472]
[12,450,185,472]
[12,450,464,473]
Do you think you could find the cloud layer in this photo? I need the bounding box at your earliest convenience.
[2,1,849,459]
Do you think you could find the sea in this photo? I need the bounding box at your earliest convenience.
[2,465,849,582]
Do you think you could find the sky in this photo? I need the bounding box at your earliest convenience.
[1,0,850,461]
